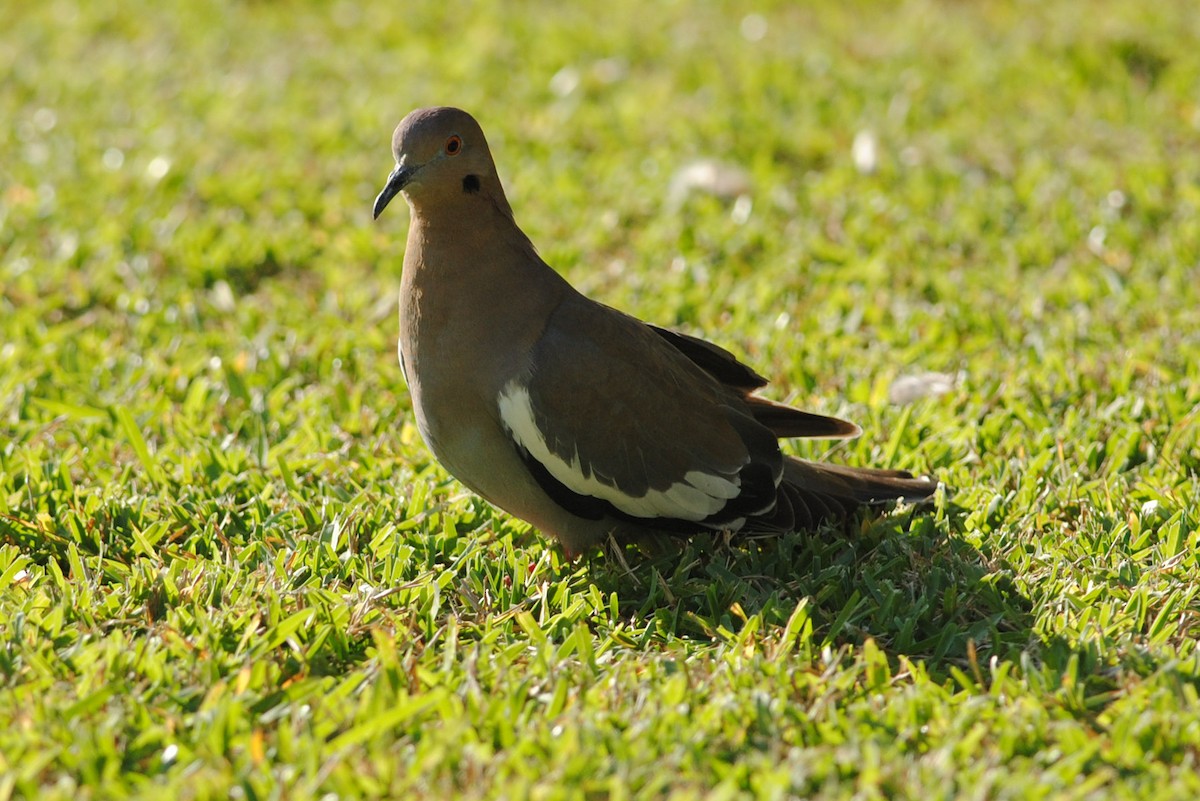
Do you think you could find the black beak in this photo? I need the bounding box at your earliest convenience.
[373,164,414,219]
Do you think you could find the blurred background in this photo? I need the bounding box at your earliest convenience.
[4,0,1200,584]
[5,0,1198,400]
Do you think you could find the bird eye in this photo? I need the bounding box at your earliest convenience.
[445,135,462,156]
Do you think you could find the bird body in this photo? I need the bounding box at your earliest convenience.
[374,107,936,555]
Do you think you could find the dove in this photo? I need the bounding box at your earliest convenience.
[373,107,936,556]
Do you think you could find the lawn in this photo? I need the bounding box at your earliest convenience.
[3,0,1200,798]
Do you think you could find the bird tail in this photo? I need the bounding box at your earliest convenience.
[784,458,937,504]
[752,458,937,533]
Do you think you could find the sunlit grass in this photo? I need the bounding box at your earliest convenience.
[2,0,1199,797]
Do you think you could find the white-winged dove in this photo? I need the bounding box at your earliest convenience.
[373,107,936,556]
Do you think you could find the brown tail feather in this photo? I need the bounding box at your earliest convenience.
[743,459,910,534]
[745,396,862,439]
[782,458,937,506]
[729,458,935,534]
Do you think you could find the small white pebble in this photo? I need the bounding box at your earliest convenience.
[549,66,580,98]
[592,58,627,84]
[667,159,751,208]
[25,142,50,165]
[33,107,57,131]
[730,195,753,224]
[210,280,236,313]
[56,233,79,261]
[852,130,878,175]
[741,14,768,42]
[889,371,956,405]
[146,156,171,181]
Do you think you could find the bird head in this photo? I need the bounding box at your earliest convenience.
[373,106,503,219]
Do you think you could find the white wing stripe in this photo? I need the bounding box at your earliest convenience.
[498,381,740,521]
[683,469,741,499]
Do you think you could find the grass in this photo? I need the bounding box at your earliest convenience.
[3,0,1200,797]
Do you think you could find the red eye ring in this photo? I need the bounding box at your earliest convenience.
[445,135,462,156]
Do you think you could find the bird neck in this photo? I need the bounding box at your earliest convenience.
[401,198,570,319]
[406,192,532,267]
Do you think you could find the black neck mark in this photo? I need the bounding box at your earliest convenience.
[462,174,481,193]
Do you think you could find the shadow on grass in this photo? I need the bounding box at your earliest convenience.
[588,501,1036,677]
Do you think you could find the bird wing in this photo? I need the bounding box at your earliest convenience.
[496,297,783,529]
[647,325,861,440]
